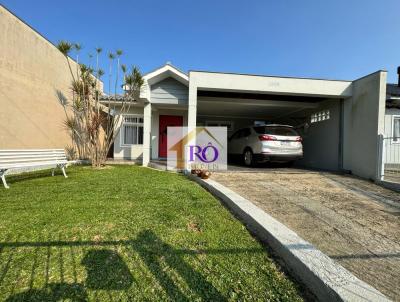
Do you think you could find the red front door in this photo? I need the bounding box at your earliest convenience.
[159,115,183,158]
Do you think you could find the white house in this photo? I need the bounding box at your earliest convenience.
[105,63,392,181]
[383,83,400,166]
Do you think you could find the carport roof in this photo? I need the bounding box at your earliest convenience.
[143,64,354,83]
[189,70,353,83]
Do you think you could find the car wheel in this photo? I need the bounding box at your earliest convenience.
[243,149,254,166]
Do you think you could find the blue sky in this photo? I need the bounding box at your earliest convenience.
[2,0,400,86]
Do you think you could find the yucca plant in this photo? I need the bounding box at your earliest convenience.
[121,64,127,91]
[95,47,102,78]
[108,52,115,95]
[115,50,123,94]
[125,66,144,96]
[57,41,75,82]
[57,41,143,167]
[64,145,77,160]
[74,43,82,78]
[97,69,104,78]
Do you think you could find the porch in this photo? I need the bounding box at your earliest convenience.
[112,64,189,165]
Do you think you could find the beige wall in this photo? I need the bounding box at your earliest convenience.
[0,6,80,149]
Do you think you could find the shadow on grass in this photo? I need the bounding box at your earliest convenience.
[133,230,226,301]
[4,248,134,301]
[4,168,76,186]
[6,282,87,302]
[82,249,134,290]
[2,230,248,301]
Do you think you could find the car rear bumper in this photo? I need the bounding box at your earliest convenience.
[254,153,303,163]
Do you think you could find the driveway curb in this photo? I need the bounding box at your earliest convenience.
[379,180,400,193]
[188,174,390,302]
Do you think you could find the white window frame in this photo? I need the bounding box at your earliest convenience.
[391,115,400,144]
[120,114,144,147]
[205,120,234,131]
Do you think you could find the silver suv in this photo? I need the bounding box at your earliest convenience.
[228,124,303,166]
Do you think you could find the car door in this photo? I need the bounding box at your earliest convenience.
[228,129,243,155]
[239,128,252,153]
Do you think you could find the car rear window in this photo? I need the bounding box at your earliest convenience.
[253,126,298,136]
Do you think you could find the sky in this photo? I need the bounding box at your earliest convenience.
[2,0,400,90]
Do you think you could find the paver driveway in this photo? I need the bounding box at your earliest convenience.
[212,166,400,301]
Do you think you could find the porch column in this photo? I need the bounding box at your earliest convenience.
[188,82,197,130]
[142,102,152,166]
[186,81,197,171]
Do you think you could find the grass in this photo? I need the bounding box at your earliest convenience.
[0,165,303,301]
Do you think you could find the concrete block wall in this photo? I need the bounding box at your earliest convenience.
[342,71,387,180]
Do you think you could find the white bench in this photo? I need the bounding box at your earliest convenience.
[0,149,68,189]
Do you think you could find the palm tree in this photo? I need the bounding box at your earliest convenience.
[56,40,144,167]
[121,64,127,75]
[121,64,127,91]
[95,47,102,79]
[103,66,144,166]
[88,53,93,69]
[108,52,115,95]
[74,43,82,78]
[74,43,82,62]
[130,66,144,93]
[115,49,123,95]
[98,69,105,78]
[56,40,75,82]
[124,66,144,103]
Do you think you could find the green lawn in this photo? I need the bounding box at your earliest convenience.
[0,165,303,301]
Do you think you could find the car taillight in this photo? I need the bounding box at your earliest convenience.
[296,136,303,142]
[258,135,277,141]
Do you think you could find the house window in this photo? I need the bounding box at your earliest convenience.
[393,116,400,142]
[122,116,143,145]
[311,110,330,123]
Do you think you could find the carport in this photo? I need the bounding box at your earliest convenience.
[196,89,343,171]
[187,70,387,179]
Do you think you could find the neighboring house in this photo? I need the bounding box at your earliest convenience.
[385,84,400,140]
[383,83,400,165]
[104,63,390,181]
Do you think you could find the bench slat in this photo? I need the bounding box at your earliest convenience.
[0,155,65,159]
[0,159,67,166]
[0,152,65,159]
[0,153,65,160]
[0,149,64,152]
[0,151,65,156]
[1,160,68,169]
